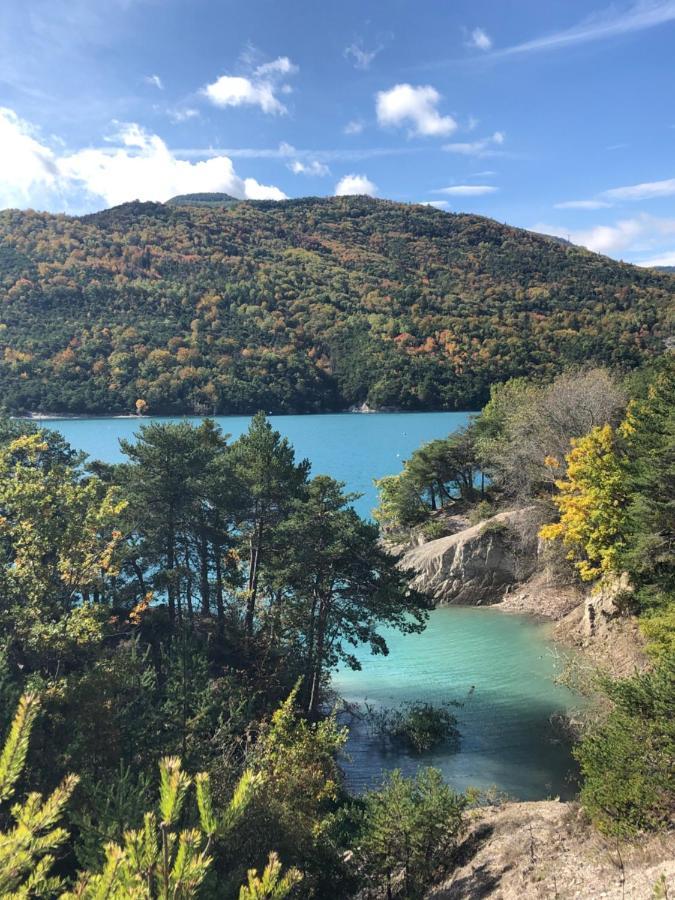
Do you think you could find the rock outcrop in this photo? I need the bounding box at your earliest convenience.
[400,508,539,605]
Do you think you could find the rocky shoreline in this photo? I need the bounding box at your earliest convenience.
[399,511,669,899]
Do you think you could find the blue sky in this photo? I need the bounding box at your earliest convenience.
[1,0,675,265]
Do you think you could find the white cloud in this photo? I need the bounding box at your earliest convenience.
[376,84,457,137]
[435,184,498,196]
[203,56,298,115]
[344,119,365,135]
[0,108,61,208]
[344,41,381,69]
[145,74,164,90]
[533,213,675,256]
[554,199,613,209]
[335,173,377,196]
[0,109,286,212]
[637,251,675,266]
[444,130,505,156]
[254,56,297,77]
[501,0,675,57]
[419,200,449,209]
[467,27,493,51]
[289,159,330,176]
[169,107,200,123]
[602,176,675,201]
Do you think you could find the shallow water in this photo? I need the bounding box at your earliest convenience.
[38,411,580,799]
[333,606,579,799]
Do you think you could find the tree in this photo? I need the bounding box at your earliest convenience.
[575,656,675,837]
[234,685,347,897]
[119,421,226,627]
[272,476,428,715]
[355,768,466,899]
[65,759,258,899]
[618,357,675,657]
[475,369,626,498]
[540,424,628,581]
[0,433,127,677]
[230,413,309,641]
[0,694,78,897]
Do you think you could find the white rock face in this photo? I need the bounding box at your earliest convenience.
[400,508,539,605]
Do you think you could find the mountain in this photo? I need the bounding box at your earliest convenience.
[166,192,242,208]
[0,196,671,415]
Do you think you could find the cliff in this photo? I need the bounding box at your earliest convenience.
[400,508,539,606]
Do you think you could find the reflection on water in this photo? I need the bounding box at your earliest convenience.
[332,607,580,799]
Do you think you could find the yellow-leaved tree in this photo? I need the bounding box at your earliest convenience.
[540,424,628,581]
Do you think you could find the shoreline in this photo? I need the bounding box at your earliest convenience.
[13,407,480,422]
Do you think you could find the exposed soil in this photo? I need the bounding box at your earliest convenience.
[429,800,675,900]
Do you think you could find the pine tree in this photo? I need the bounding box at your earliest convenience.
[0,694,78,897]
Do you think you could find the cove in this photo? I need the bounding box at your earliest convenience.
[37,411,580,800]
[333,607,578,800]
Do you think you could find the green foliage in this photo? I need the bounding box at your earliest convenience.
[0,433,127,675]
[619,356,675,658]
[374,429,479,532]
[365,701,460,754]
[354,768,466,898]
[238,853,302,900]
[66,757,259,899]
[0,694,78,897]
[231,685,349,897]
[575,656,675,837]
[0,197,669,416]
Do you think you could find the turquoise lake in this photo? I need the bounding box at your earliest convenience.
[38,411,580,800]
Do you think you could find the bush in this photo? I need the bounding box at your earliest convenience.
[468,500,496,526]
[365,701,460,754]
[355,768,466,898]
[575,656,675,836]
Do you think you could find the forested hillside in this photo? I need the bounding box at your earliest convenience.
[0,195,672,414]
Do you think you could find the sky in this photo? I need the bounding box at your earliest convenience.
[1,0,675,266]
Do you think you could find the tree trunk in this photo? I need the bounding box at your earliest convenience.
[245,520,263,639]
[199,528,210,616]
[308,596,329,717]
[214,542,225,636]
[167,516,176,627]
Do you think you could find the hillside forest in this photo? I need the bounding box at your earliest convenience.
[0,195,672,415]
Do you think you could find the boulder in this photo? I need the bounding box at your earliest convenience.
[400,508,539,605]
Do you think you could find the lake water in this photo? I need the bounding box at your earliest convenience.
[38,411,473,519]
[38,411,580,799]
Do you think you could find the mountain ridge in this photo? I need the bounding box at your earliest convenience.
[0,195,671,415]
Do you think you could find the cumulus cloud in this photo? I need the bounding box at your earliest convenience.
[376,84,457,137]
[334,173,378,196]
[444,130,504,156]
[533,213,675,257]
[435,184,498,196]
[203,56,298,115]
[0,107,61,208]
[466,27,493,51]
[145,74,164,90]
[0,109,286,212]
